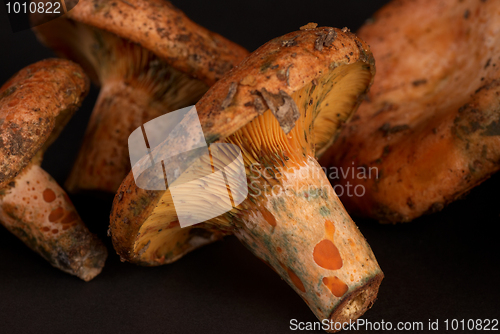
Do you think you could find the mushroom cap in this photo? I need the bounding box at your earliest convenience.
[0,58,89,188]
[320,0,500,222]
[31,0,248,86]
[111,26,375,264]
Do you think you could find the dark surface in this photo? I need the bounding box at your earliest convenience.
[1,0,499,333]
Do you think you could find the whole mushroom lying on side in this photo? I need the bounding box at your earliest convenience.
[0,59,107,281]
[31,0,248,193]
[321,0,500,223]
[111,26,383,330]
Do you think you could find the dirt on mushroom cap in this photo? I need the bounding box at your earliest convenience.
[193,27,375,143]
[31,0,248,86]
[320,0,500,223]
[0,58,89,188]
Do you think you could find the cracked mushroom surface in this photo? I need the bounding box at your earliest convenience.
[31,0,249,193]
[0,59,107,281]
[320,0,500,223]
[110,27,383,330]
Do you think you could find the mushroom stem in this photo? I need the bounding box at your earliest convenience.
[0,160,107,281]
[140,105,383,325]
[66,81,166,193]
[233,157,382,327]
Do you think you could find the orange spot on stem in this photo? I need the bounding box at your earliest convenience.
[61,211,78,225]
[48,207,64,222]
[286,267,306,293]
[349,238,355,247]
[325,220,335,240]
[323,276,348,297]
[260,204,276,227]
[313,239,343,270]
[43,189,56,203]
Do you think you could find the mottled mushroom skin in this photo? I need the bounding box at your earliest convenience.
[31,0,249,193]
[111,28,382,331]
[320,0,500,223]
[194,27,375,144]
[0,59,87,188]
[0,59,107,281]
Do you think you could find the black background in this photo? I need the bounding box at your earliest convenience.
[1,1,499,333]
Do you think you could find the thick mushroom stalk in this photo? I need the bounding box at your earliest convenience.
[0,59,107,281]
[1,159,106,281]
[320,0,500,223]
[226,111,382,323]
[31,0,248,193]
[111,27,382,330]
